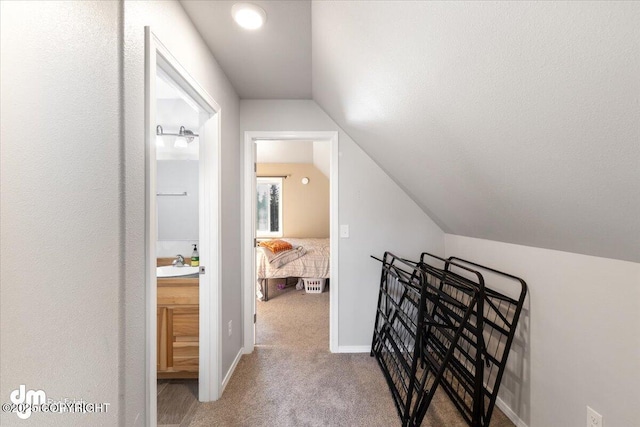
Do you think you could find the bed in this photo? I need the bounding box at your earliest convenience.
[256,238,330,301]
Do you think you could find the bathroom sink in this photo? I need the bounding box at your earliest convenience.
[157,265,199,278]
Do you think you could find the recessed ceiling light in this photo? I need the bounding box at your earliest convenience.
[232,3,266,30]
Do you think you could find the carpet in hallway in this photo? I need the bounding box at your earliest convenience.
[188,286,515,426]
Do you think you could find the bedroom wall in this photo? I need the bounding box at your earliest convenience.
[241,99,445,348]
[445,234,640,427]
[257,163,330,238]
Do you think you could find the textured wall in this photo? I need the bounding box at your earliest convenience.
[257,163,330,238]
[445,234,640,427]
[0,1,121,425]
[1,1,242,425]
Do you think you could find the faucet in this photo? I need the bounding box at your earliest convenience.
[172,254,185,267]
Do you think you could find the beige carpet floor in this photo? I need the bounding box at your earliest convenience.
[189,286,514,426]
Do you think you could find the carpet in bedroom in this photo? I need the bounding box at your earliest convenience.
[188,286,515,426]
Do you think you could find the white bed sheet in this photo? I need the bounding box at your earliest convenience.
[256,238,330,279]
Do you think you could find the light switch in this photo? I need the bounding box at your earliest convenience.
[340,224,350,238]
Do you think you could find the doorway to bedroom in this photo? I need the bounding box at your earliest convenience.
[254,139,331,346]
[243,131,339,354]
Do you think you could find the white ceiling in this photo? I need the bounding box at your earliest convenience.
[156,71,182,100]
[184,1,640,262]
[180,0,311,99]
[256,140,330,178]
[256,140,313,163]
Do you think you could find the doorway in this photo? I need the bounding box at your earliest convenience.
[145,29,222,426]
[242,131,339,354]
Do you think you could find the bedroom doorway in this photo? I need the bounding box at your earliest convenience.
[243,132,339,354]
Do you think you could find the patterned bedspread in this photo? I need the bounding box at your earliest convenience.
[256,238,330,279]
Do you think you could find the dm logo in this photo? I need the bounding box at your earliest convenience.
[10,385,46,419]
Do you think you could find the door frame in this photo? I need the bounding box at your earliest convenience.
[242,131,339,353]
[145,27,222,424]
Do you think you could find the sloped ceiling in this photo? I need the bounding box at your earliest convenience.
[312,1,640,262]
[183,1,640,262]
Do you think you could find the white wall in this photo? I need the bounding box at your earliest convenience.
[241,100,444,347]
[1,1,121,426]
[1,1,242,425]
[312,140,331,178]
[156,241,198,259]
[157,160,199,241]
[124,1,242,424]
[445,234,640,427]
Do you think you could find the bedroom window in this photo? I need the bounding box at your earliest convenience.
[257,177,283,237]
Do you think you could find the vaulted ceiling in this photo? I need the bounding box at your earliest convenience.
[181,1,640,262]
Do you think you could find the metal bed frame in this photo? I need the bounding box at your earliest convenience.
[371,251,527,427]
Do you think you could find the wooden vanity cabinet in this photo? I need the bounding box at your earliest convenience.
[157,278,199,379]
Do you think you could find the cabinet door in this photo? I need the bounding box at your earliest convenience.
[169,306,199,372]
[157,307,168,371]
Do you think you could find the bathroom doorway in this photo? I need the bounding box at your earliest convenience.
[145,29,222,426]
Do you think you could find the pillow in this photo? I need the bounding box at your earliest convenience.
[259,239,293,254]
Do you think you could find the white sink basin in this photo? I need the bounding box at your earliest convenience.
[157,265,199,278]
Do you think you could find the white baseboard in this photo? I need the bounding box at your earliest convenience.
[220,348,243,395]
[495,396,528,427]
[335,345,371,353]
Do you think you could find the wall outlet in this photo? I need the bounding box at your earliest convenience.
[340,224,349,238]
[228,320,232,337]
[587,406,602,427]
